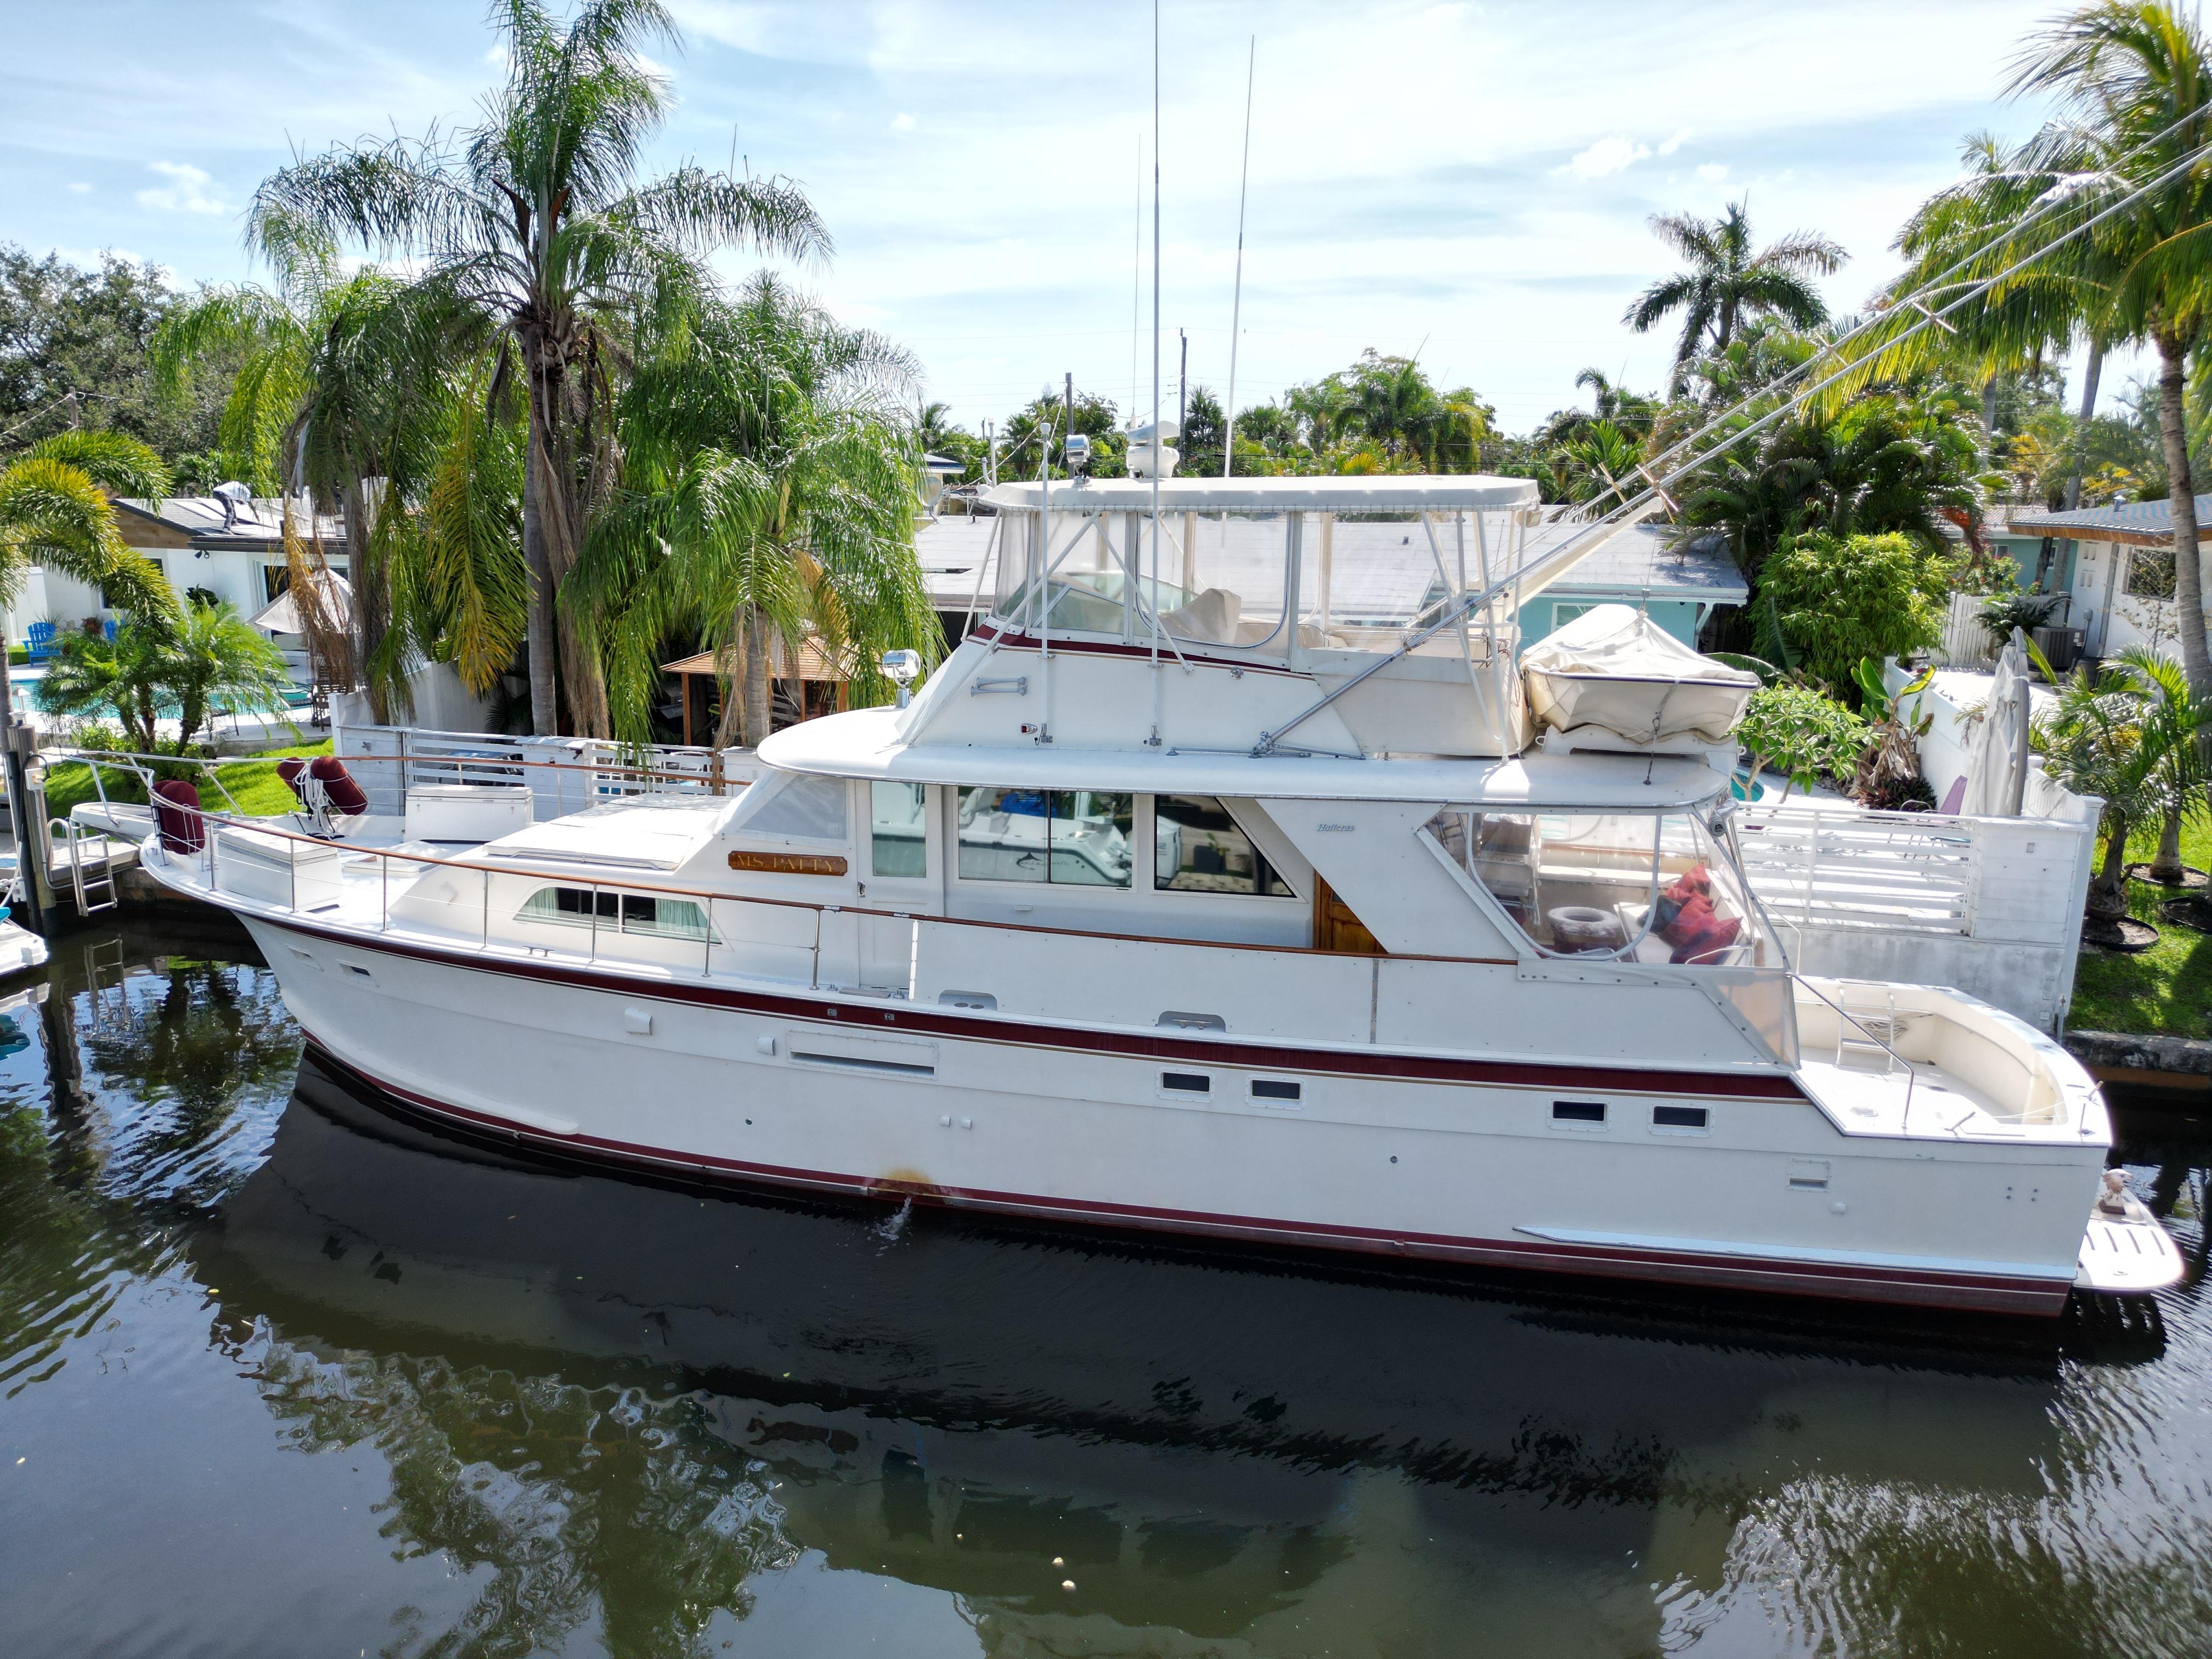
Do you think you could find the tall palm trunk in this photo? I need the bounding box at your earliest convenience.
[1980,372,2000,450]
[2062,342,2105,513]
[522,376,560,736]
[2155,333,2212,702]
[743,606,773,747]
[2090,812,2135,920]
[2150,809,2187,883]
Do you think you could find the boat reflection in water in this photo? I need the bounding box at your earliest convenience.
[186,1053,2189,1658]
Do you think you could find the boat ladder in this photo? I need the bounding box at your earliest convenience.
[48,816,118,916]
[1833,985,1905,1074]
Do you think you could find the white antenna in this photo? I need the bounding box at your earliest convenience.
[1148,0,1163,738]
[1131,133,1142,432]
[1222,35,1255,478]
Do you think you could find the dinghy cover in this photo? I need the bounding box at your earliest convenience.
[1521,602,1759,747]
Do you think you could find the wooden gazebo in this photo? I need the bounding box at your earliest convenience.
[661,634,855,745]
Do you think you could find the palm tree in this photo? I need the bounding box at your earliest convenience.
[573,274,937,747]
[2034,645,2212,917]
[1551,420,1644,506]
[151,249,425,719]
[1624,200,1848,395]
[2012,1,2212,702]
[40,601,295,755]
[0,432,176,734]
[247,0,830,737]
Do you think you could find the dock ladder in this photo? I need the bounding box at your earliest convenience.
[48,816,119,916]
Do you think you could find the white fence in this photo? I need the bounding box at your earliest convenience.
[1735,798,2096,1032]
[332,725,763,822]
[1936,590,1997,670]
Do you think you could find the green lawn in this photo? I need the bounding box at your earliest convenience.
[38,740,334,822]
[2067,816,2212,1037]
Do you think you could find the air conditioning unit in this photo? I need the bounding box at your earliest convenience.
[2031,625,2083,672]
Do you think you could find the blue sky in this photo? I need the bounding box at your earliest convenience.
[1,1,2117,435]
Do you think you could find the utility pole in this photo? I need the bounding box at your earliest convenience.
[1177,329,1188,455]
[1063,373,1075,474]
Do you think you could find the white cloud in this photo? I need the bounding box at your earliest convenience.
[136,161,227,215]
[1657,129,1691,156]
[65,182,91,194]
[635,51,674,81]
[1696,162,1730,183]
[1565,136,1651,179]
[892,111,915,132]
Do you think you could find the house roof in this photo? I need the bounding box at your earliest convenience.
[662,634,857,682]
[114,495,348,554]
[1513,521,1747,604]
[2004,493,2212,547]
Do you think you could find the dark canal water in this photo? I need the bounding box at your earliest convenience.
[3,920,2211,1658]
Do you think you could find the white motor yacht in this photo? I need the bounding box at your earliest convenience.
[137,474,2179,1316]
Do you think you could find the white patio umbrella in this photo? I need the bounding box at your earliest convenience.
[249,569,354,636]
[1961,633,2033,818]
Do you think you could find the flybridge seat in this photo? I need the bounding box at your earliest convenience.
[279,756,370,839]
[1522,604,1758,754]
[1157,585,1345,650]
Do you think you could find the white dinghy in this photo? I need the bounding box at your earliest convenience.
[1522,602,1759,753]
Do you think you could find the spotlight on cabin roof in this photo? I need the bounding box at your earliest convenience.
[1063,432,1092,473]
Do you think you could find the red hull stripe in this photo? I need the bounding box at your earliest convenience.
[302,1035,2068,1316]
[261,914,1805,1101]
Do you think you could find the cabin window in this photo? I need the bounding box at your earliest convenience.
[1426,807,1768,968]
[956,788,1133,887]
[1154,795,1295,897]
[517,887,718,943]
[870,782,928,877]
[723,769,849,842]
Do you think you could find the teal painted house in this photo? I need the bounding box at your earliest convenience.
[1511,522,1747,651]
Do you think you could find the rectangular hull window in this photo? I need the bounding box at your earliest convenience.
[518,887,717,943]
[1551,1099,1606,1125]
[1161,1072,1211,1095]
[1651,1105,1709,1132]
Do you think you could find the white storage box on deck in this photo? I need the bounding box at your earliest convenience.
[405,783,534,843]
[211,825,348,912]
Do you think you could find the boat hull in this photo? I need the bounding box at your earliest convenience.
[239,912,2097,1318]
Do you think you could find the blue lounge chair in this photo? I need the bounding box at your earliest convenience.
[102,619,117,642]
[24,622,56,662]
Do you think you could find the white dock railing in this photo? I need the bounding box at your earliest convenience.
[1734,799,2096,1032]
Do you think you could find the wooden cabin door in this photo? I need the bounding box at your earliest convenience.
[1312,873,1385,955]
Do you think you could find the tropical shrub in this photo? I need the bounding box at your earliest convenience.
[40,601,296,755]
[2033,650,2212,920]
[1977,589,2064,648]
[1737,682,1870,802]
[1849,659,1937,810]
[1758,531,1955,699]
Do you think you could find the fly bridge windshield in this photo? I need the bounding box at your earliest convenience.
[988,494,1534,658]
[1427,807,1775,968]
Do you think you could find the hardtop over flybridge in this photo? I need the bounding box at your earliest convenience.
[131,468,2180,1316]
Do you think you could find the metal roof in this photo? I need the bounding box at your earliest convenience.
[114,496,348,552]
[2004,493,2212,546]
[981,473,1541,514]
